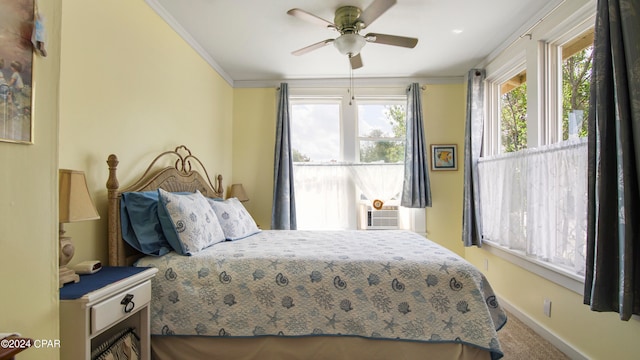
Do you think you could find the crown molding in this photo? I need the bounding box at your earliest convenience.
[233,76,464,89]
[145,0,234,87]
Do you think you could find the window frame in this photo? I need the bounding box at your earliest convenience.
[551,22,595,142]
[289,97,345,163]
[289,88,407,163]
[355,96,407,163]
[484,55,527,156]
[289,87,409,225]
[481,3,596,294]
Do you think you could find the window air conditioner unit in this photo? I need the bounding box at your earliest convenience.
[359,203,399,230]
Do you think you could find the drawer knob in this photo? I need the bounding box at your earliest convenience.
[120,293,135,313]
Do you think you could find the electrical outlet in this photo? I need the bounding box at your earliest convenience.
[543,298,552,317]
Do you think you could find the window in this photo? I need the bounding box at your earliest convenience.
[500,70,528,152]
[481,8,595,292]
[289,90,407,230]
[561,29,593,140]
[291,101,341,163]
[357,102,406,163]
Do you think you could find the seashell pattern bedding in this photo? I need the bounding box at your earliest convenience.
[136,230,506,359]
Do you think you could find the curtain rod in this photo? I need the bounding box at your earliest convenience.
[277,85,426,91]
[407,85,427,91]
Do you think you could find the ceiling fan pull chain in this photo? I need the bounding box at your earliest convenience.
[349,65,355,105]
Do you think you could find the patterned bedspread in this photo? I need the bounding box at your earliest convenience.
[136,230,506,358]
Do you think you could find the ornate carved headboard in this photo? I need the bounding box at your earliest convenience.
[106,145,223,266]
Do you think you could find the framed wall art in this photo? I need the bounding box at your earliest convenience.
[0,0,35,144]
[431,144,457,171]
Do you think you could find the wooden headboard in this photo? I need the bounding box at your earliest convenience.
[106,145,223,266]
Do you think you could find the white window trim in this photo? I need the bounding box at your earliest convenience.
[484,55,526,156]
[290,88,424,231]
[483,240,585,295]
[290,96,345,162]
[547,14,596,144]
[290,88,407,163]
[479,1,596,294]
[355,97,406,162]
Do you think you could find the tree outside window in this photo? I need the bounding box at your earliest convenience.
[562,30,593,140]
[358,104,406,163]
[498,30,593,153]
[500,71,528,153]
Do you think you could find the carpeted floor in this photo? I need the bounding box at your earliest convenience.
[497,311,570,360]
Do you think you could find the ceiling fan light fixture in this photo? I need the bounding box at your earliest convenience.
[333,33,366,56]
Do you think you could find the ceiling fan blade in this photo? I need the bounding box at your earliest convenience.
[349,53,363,69]
[365,33,418,48]
[359,0,397,28]
[287,8,335,29]
[292,39,335,56]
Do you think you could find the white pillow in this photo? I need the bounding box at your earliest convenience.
[207,197,261,240]
[157,189,226,255]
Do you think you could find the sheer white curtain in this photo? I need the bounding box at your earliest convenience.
[293,164,355,230]
[348,164,404,204]
[478,138,588,275]
[293,163,404,230]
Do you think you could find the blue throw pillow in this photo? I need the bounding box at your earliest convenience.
[120,191,173,256]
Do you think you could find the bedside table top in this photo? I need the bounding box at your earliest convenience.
[60,267,157,301]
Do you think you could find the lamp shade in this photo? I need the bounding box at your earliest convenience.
[59,169,100,223]
[228,183,249,202]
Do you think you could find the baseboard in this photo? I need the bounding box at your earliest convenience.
[498,297,589,360]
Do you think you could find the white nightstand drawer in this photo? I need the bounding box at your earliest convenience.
[91,281,151,334]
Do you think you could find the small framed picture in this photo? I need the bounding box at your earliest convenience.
[431,144,457,171]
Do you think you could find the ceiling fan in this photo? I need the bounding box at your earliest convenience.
[287,0,418,69]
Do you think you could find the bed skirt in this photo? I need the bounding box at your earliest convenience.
[151,335,492,360]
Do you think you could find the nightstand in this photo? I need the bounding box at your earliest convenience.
[59,267,158,360]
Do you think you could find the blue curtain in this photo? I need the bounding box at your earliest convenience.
[271,83,297,230]
[462,69,486,247]
[401,83,431,208]
[584,0,639,321]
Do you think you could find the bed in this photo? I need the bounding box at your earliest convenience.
[106,145,506,360]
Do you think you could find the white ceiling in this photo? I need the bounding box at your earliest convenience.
[147,0,560,85]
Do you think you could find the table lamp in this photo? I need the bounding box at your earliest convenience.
[59,169,100,288]
[228,183,249,202]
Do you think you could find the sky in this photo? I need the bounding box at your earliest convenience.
[291,102,401,162]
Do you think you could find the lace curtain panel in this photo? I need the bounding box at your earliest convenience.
[293,163,404,230]
[478,138,588,276]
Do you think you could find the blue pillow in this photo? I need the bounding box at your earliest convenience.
[120,191,184,256]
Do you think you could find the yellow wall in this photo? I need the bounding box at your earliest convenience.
[58,0,234,267]
[423,84,466,256]
[231,88,277,229]
[0,1,62,359]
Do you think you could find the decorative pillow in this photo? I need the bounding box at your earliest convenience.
[157,189,226,255]
[207,197,261,240]
[120,191,173,256]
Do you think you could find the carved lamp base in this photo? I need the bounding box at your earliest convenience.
[59,234,80,288]
[59,266,79,288]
